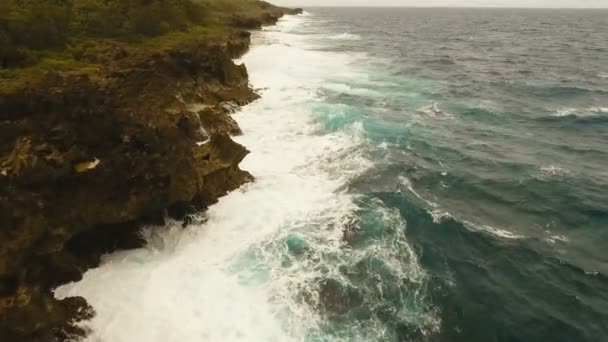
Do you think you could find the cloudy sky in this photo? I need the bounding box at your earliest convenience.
[271,0,608,8]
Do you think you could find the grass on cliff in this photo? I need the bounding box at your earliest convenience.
[0,0,286,78]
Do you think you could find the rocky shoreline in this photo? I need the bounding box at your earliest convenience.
[0,6,302,341]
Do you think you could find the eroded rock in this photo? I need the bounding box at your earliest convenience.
[0,32,258,342]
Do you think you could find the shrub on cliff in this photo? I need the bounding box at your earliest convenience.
[0,0,293,70]
[0,0,209,69]
[0,0,70,67]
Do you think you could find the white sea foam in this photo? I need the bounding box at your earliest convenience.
[591,107,608,113]
[327,32,362,40]
[431,209,452,223]
[55,14,434,342]
[540,165,571,177]
[545,234,570,244]
[323,82,381,97]
[416,103,453,119]
[467,222,525,240]
[552,107,608,117]
[398,176,525,240]
[553,108,575,117]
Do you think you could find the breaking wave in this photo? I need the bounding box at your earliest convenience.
[55,14,438,342]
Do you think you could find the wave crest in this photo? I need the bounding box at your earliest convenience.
[327,33,362,40]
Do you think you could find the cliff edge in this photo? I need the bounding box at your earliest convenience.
[0,1,302,341]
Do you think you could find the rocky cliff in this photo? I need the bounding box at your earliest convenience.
[0,5,303,341]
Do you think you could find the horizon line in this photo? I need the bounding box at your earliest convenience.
[293,5,608,9]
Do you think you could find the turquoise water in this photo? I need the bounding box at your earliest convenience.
[56,9,608,342]
[308,8,608,341]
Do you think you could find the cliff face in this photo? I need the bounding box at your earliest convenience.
[0,6,303,341]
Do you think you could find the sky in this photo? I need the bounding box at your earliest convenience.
[270,0,608,8]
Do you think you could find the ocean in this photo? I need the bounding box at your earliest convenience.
[56,8,608,342]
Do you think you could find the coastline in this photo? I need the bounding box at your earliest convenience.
[55,12,417,341]
[3,6,607,342]
[0,5,302,341]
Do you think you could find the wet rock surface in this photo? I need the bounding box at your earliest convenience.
[0,8,296,340]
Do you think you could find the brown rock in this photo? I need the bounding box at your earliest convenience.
[0,4,302,341]
[0,31,256,342]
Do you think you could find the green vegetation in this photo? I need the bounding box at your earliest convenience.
[0,0,283,70]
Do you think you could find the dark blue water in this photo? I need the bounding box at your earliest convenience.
[56,8,608,342]
[307,7,608,342]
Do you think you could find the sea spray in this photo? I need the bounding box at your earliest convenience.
[56,14,437,342]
